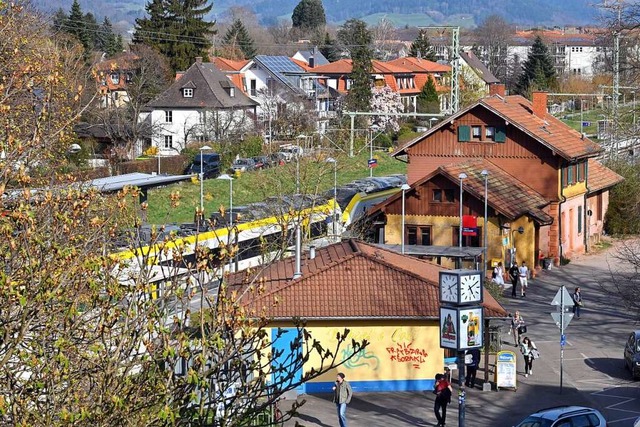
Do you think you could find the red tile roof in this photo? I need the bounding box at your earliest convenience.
[212,57,249,72]
[387,57,451,73]
[588,159,624,192]
[312,59,353,74]
[226,240,507,320]
[291,58,313,71]
[394,95,603,160]
[369,159,553,225]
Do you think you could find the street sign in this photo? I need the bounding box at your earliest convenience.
[582,121,591,127]
[560,334,566,346]
[551,287,574,306]
[367,158,378,168]
[551,311,574,329]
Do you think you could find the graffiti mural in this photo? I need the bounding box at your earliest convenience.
[341,344,380,370]
[386,342,429,369]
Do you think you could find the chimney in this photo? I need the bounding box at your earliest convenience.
[532,91,548,118]
[489,83,506,97]
[175,72,184,81]
[195,56,203,64]
[309,245,316,259]
[308,55,315,68]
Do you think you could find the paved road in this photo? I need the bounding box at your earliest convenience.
[280,239,640,426]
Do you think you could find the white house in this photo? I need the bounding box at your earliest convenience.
[143,58,258,156]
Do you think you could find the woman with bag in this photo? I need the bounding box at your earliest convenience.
[520,336,538,377]
[573,287,583,319]
[492,262,505,293]
[511,311,526,347]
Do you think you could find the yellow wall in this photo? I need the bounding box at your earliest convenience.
[562,181,587,199]
[274,321,444,392]
[384,214,537,271]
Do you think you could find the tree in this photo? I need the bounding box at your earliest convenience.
[318,31,341,62]
[473,15,513,82]
[95,17,123,57]
[410,29,436,61]
[1,5,366,425]
[371,16,396,60]
[370,85,403,132]
[515,36,558,96]
[133,0,216,72]
[65,0,93,54]
[604,160,640,235]
[291,0,326,32]
[417,76,440,114]
[221,19,256,59]
[338,19,373,113]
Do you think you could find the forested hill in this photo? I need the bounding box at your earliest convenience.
[35,0,599,31]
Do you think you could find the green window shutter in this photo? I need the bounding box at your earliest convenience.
[458,125,470,142]
[562,167,567,187]
[495,126,507,142]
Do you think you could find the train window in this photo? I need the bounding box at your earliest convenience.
[310,220,328,239]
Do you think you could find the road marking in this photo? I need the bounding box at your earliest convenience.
[590,386,640,423]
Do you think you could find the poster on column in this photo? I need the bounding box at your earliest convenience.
[457,307,483,350]
[439,307,458,349]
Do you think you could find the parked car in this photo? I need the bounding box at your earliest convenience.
[514,406,607,427]
[278,144,303,162]
[624,330,640,379]
[231,158,256,172]
[253,155,272,169]
[186,153,221,179]
[269,152,286,166]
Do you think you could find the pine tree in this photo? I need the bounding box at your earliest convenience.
[65,0,93,53]
[52,8,67,32]
[338,19,373,112]
[319,32,340,62]
[409,29,436,61]
[96,17,121,56]
[515,36,558,96]
[133,0,215,72]
[291,0,326,32]
[222,19,256,59]
[417,76,440,113]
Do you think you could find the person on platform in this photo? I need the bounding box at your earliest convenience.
[332,372,352,427]
[511,311,525,346]
[433,373,452,427]
[465,348,481,388]
[509,262,519,298]
[573,286,583,318]
[518,261,529,297]
[492,262,505,293]
[520,336,538,377]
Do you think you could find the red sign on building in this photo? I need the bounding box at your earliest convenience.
[462,215,478,236]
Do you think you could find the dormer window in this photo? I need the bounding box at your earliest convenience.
[229,87,235,97]
[110,73,119,84]
[183,88,193,98]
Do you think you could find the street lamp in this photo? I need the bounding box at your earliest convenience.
[580,99,585,135]
[326,157,338,240]
[199,145,212,214]
[481,170,489,279]
[458,173,467,248]
[217,174,234,227]
[401,184,411,254]
[633,91,636,126]
[217,173,234,272]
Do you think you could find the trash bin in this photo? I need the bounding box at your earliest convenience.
[543,258,552,270]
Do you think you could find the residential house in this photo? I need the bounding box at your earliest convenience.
[370,89,621,274]
[459,50,500,98]
[143,57,258,155]
[226,239,507,394]
[291,47,329,68]
[386,57,452,113]
[94,52,138,108]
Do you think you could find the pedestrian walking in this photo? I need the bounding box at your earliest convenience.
[520,336,538,377]
[511,311,526,347]
[464,348,481,388]
[518,261,529,297]
[433,373,452,427]
[492,262,505,293]
[332,373,352,427]
[573,286,583,318]
[509,262,519,298]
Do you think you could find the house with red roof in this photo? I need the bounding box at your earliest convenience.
[226,239,507,394]
[368,90,622,274]
[94,52,139,108]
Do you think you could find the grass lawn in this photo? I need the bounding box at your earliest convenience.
[146,150,407,225]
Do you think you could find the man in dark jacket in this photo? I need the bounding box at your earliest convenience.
[465,348,481,388]
[509,262,519,298]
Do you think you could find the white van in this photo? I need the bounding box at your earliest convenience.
[278,144,303,162]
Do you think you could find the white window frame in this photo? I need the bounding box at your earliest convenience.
[165,110,173,123]
[164,135,173,148]
[183,88,193,98]
[110,73,119,84]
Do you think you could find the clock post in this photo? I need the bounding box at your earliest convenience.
[439,270,484,427]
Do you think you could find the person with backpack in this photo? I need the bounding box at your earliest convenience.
[433,373,452,427]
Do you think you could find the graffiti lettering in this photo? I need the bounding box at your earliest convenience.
[341,344,380,371]
[386,342,429,369]
[391,328,415,344]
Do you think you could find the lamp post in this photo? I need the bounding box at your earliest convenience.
[401,184,410,254]
[580,99,584,135]
[481,170,489,279]
[458,172,467,269]
[199,145,212,213]
[633,91,636,126]
[217,173,234,271]
[326,157,338,240]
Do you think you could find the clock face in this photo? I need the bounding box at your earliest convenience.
[460,273,482,303]
[440,273,459,303]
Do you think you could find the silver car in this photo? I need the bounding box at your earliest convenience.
[514,406,607,427]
